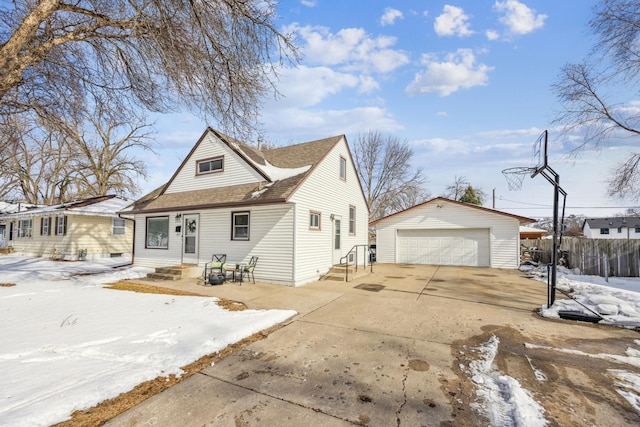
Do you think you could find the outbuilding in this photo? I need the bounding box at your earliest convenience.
[370,197,535,269]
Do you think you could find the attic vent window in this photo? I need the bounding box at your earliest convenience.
[197,156,224,175]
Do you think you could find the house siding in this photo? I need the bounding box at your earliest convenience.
[584,225,640,239]
[8,215,132,260]
[133,204,296,285]
[290,137,369,284]
[375,201,520,269]
[165,132,264,194]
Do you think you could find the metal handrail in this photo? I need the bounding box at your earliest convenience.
[339,244,374,281]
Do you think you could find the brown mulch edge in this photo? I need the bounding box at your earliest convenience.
[104,281,248,311]
[52,280,285,426]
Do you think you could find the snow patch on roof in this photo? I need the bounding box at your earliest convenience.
[240,149,311,182]
[259,159,311,181]
[1,197,131,218]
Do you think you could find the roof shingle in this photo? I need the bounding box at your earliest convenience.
[124,129,344,214]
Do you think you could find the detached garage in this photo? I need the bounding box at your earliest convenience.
[370,197,535,269]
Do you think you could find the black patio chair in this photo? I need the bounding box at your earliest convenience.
[204,254,227,285]
[241,256,258,284]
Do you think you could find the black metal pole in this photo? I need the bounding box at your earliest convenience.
[550,173,560,307]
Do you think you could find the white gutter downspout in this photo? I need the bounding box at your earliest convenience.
[292,203,296,287]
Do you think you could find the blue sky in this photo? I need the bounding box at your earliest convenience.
[147,0,637,219]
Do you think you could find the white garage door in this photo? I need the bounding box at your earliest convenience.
[397,229,490,267]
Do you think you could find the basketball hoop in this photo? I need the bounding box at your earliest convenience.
[501,166,536,191]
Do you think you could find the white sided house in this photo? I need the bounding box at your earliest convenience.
[583,217,640,239]
[370,197,535,269]
[124,128,369,286]
[1,195,133,260]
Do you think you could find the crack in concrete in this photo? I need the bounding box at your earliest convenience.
[198,371,361,425]
[395,366,409,427]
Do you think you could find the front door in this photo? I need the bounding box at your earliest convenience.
[332,216,342,265]
[182,214,199,264]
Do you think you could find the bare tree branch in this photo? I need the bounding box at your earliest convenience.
[0,0,298,137]
[443,175,487,205]
[553,0,640,198]
[353,130,430,221]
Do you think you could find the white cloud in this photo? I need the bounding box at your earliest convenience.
[262,106,403,141]
[268,65,361,108]
[417,137,470,153]
[434,5,473,37]
[259,64,398,135]
[358,75,380,93]
[380,7,403,26]
[288,24,410,74]
[405,49,494,96]
[485,29,500,41]
[494,0,546,35]
[300,0,316,7]
[615,100,640,116]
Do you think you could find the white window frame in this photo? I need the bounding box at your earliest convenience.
[309,211,321,230]
[41,217,50,236]
[232,211,250,241]
[55,216,66,236]
[339,156,347,180]
[113,218,126,235]
[349,205,356,235]
[17,219,33,238]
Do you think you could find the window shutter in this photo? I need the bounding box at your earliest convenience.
[48,218,51,235]
[63,216,67,236]
[40,218,44,236]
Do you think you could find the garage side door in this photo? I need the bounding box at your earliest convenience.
[396,229,490,267]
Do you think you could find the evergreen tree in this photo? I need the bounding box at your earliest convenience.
[459,186,483,205]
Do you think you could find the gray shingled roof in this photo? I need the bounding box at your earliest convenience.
[125,129,343,214]
[584,217,640,229]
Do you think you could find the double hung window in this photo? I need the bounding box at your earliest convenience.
[310,211,321,230]
[17,219,32,238]
[232,212,250,240]
[113,218,126,235]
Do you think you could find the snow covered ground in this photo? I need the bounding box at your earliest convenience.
[523,264,640,327]
[0,255,296,426]
[2,256,640,426]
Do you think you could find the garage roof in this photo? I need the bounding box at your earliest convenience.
[369,197,535,226]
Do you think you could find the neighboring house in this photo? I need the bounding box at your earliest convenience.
[0,201,40,248]
[520,226,547,239]
[370,197,535,269]
[123,127,369,286]
[1,195,133,260]
[582,217,640,239]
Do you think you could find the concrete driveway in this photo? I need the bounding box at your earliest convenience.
[106,264,640,426]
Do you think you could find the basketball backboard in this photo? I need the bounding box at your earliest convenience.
[531,130,548,177]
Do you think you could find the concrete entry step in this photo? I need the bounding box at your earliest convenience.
[320,264,371,282]
[146,265,201,281]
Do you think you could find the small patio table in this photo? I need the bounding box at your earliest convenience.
[226,263,246,283]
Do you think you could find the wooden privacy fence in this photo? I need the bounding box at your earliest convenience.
[522,237,640,278]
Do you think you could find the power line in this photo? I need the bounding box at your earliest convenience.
[498,196,640,210]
